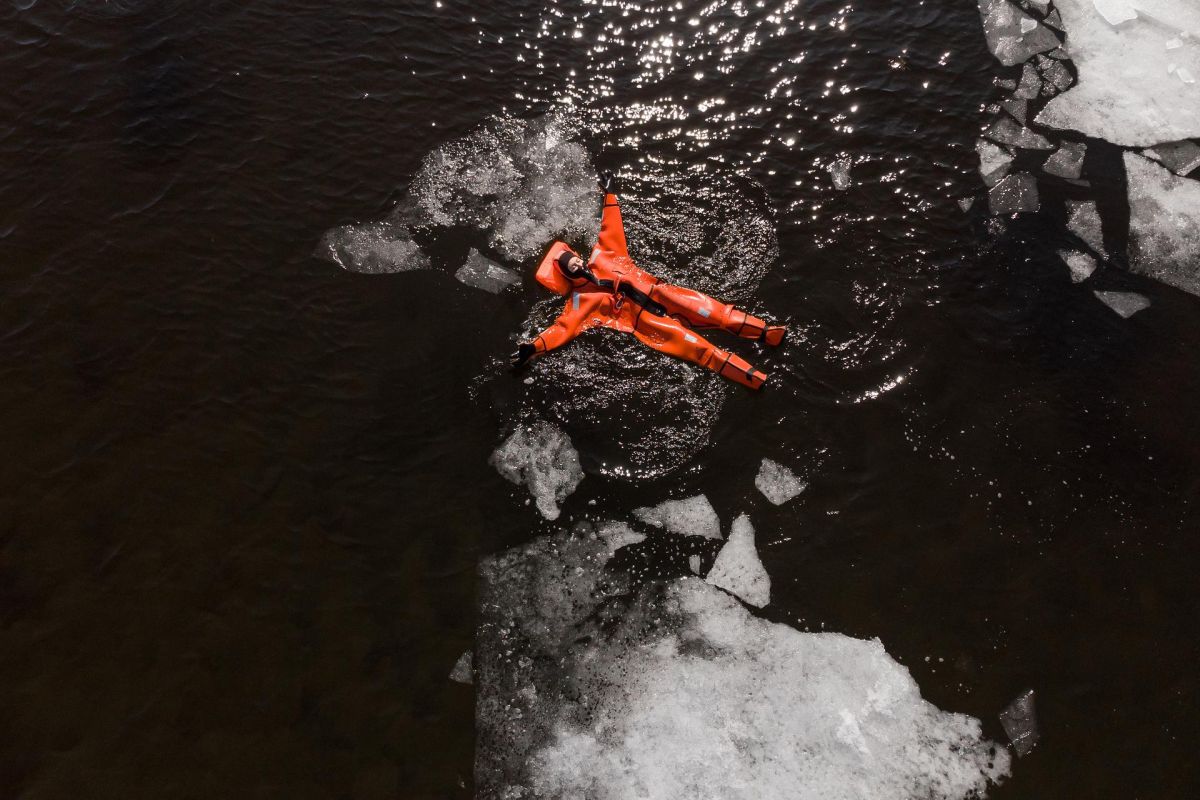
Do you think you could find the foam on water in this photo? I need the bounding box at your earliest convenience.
[314,221,427,274]
[634,495,722,540]
[1124,152,1200,296]
[489,419,584,520]
[1035,0,1200,146]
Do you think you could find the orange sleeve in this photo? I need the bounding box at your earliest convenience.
[597,192,628,256]
[532,292,603,354]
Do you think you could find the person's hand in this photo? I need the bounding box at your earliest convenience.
[598,171,617,194]
[510,343,536,369]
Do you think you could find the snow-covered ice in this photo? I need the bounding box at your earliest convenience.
[755,457,808,505]
[315,221,428,274]
[705,514,771,608]
[490,419,584,520]
[1060,249,1098,283]
[989,173,1040,215]
[477,524,1011,800]
[977,139,1015,187]
[1143,140,1200,176]
[1124,152,1200,296]
[449,651,473,684]
[1016,61,1044,99]
[634,494,722,540]
[1094,290,1151,317]
[977,0,1062,66]
[1035,0,1200,146]
[999,689,1039,757]
[454,249,521,294]
[985,115,1053,150]
[1043,141,1087,179]
[1066,199,1104,252]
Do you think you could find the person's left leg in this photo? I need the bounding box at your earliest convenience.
[631,312,767,389]
[648,283,786,345]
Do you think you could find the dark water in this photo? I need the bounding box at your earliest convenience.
[2,1,1198,798]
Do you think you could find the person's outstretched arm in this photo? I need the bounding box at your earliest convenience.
[596,171,628,257]
[511,292,604,368]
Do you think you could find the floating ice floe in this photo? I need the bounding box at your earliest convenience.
[827,156,853,190]
[1002,97,1028,124]
[978,0,1062,66]
[755,458,808,505]
[977,139,1015,187]
[1143,139,1200,176]
[1123,152,1200,296]
[1015,62,1044,99]
[1094,290,1151,317]
[449,651,473,684]
[1059,249,1098,283]
[989,173,1040,215]
[1035,0,1200,146]
[455,248,521,294]
[490,419,584,520]
[705,514,771,608]
[477,524,1010,800]
[1036,55,1074,95]
[1042,140,1087,179]
[633,494,722,540]
[1066,199,1105,252]
[315,221,428,274]
[999,689,1040,757]
[985,115,1053,150]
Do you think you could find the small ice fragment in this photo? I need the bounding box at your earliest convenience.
[1094,290,1151,318]
[633,494,722,540]
[755,458,808,505]
[988,172,1040,215]
[958,196,976,212]
[1066,199,1104,252]
[977,138,1015,187]
[996,78,1018,91]
[1165,38,1183,50]
[828,156,852,190]
[985,115,1052,150]
[1042,141,1086,179]
[490,419,584,520]
[1002,97,1028,124]
[1092,0,1137,26]
[1177,67,1196,85]
[449,650,473,684]
[1167,63,1178,76]
[705,514,771,608]
[999,689,1039,757]
[688,554,702,574]
[1015,63,1043,100]
[1026,0,1050,11]
[1044,9,1063,31]
[455,249,521,294]
[1020,16,1037,34]
[1143,140,1200,176]
[1046,46,1068,59]
[1059,249,1097,283]
[1039,59,1073,93]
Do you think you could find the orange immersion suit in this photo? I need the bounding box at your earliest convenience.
[524,188,785,390]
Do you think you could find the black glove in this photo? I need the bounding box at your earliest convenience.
[510,343,536,369]
[598,171,617,194]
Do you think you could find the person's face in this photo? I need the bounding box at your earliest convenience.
[567,255,585,272]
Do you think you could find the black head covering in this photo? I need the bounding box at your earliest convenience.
[556,251,578,273]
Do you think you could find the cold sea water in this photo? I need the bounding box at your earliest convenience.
[1,0,1199,798]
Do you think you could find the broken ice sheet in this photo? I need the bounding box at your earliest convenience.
[1143,140,1200,176]
[1094,290,1151,317]
[705,514,771,607]
[1124,151,1200,296]
[633,494,722,540]
[1043,141,1087,179]
[755,458,808,505]
[999,689,1039,757]
[455,249,521,294]
[977,0,1062,66]
[490,419,584,520]
[1002,97,1028,124]
[1038,58,1073,94]
[1059,249,1098,283]
[1015,62,1044,99]
[985,115,1053,150]
[1066,199,1104,252]
[988,172,1040,215]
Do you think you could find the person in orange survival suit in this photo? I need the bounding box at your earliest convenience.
[510,172,786,389]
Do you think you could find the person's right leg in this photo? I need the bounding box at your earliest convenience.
[631,312,767,389]
[648,283,786,345]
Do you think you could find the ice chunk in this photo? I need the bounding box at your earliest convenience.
[999,689,1039,757]
[1177,66,1197,85]
[985,115,1053,149]
[1123,152,1200,296]
[1059,249,1098,282]
[827,156,852,189]
[1045,9,1065,30]
[977,139,1014,187]
[1066,199,1104,252]
[988,173,1040,215]
[1094,290,1151,317]
[1015,62,1044,99]
[449,651,473,684]
[755,458,808,505]
[958,196,977,212]
[688,554,702,574]
[1002,97,1028,124]
[705,514,771,607]
[454,249,521,294]
[1043,141,1087,179]
[1038,57,1074,94]
[490,419,584,520]
[1144,139,1200,175]
[633,494,722,540]
[1092,0,1137,26]
[1036,0,1200,146]
[314,221,428,274]
[1166,37,1184,50]
[977,0,1062,66]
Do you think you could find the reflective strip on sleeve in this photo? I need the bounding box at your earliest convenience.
[684,333,698,344]
[572,292,581,310]
[698,306,711,318]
